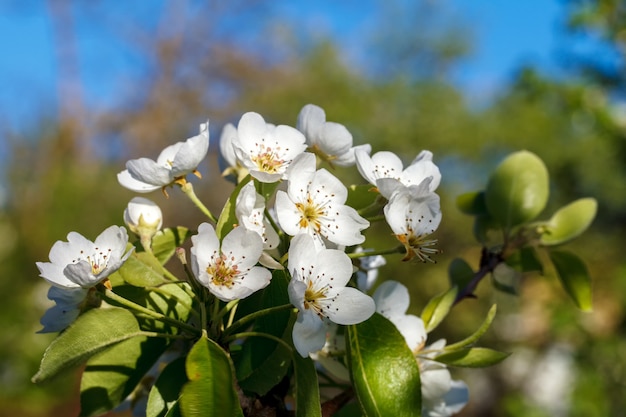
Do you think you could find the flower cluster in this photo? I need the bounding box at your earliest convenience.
[35,103,459,415]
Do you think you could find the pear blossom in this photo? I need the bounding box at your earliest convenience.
[384,182,442,262]
[297,104,371,167]
[235,181,279,250]
[288,233,375,357]
[275,152,369,249]
[191,222,271,302]
[218,122,249,183]
[38,286,89,333]
[117,121,209,193]
[355,148,441,199]
[124,197,163,234]
[36,226,133,289]
[232,112,307,183]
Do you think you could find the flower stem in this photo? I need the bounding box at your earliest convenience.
[347,246,404,259]
[100,287,201,336]
[180,182,217,222]
[222,303,295,338]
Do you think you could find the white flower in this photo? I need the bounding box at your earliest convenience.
[287,233,375,357]
[36,226,133,289]
[275,152,369,249]
[38,286,89,333]
[384,183,442,262]
[124,197,163,234]
[297,104,371,166]
[218,122,249,183]
[354,247,387,292]
[355,149,441,199]
[419,340,469,417]
[190,222,271,302]
[373,280,427,353]
[117,121,209,193]
[232,112,307,183]
[235,181,279,250]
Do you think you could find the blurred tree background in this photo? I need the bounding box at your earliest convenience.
[1,0,625,416]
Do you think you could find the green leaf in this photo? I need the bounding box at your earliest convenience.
[32,307,142,384]
[180,335,244,417]
[292,351,322,417]
[448,258,474,290]
[505,246,543,273]
[456,191,488,215]
[80,283,193,416]
[485,150,549,229]
[115,251,167,287]
[420,286,458,333]
[549,250,593,311]
[540,198,597,246]
[147,357,188,417]
[347,313,422,417]
[80,335,167,417]
[151,227,191,264]
[444,305,497,352]
[235,270,292,395]
[216,176,251,240]
[434,347,510,368]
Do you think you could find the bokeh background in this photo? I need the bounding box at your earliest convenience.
[1,1,625,416]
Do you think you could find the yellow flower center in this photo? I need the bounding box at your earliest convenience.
[206,255,239,288]
[251,144,285,174]
[304,280,329,318]
[295,196,326,232]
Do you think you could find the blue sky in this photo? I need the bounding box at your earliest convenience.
[0,0,567,131]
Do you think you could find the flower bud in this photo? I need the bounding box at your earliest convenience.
[124,197,163,248]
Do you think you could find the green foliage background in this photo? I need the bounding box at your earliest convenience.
[2,1,625,416]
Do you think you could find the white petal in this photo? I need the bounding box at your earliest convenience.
[272,125,307,161]
[373,280,411,318]
[390,314,427,353]
[402,157,441,192]
[63,261,98,288]
[126,158,172,185]
[219,123,239,169]
[171,124,210,176]
[297,103,325,145]
[284,152,316,187]
[36,261,79,289]
[421,366,452,404]
[275,190,302,237]
[190,222,220,281]
[292,310,327,357]
[221,226,263,271]
[288,277,307,311]
[311,248,353,288]
[327,205,368,246]
[325,287,375,325]
[237,112,268,147]
[318,122,353,157]
[288,234,317,280]
[117,170,161,193]
[333,143,372,167]
[311,168,348,204]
